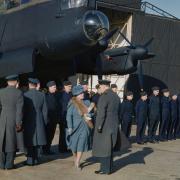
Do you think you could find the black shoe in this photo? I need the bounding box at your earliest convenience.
[159,138,165,142]
[43,150,55,155]
[95,170,111,175]
[24,162,34,166]
[59,149,70,153]
[149,140,156,144]
[137,142,144,145]
[5,166,15,170]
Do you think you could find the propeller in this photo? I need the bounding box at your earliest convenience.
[144,37,154,47]
[95,28,119,80]
[118,30,135,48]
[108,31,154,90]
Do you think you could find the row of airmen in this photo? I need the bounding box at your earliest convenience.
[120,87,180,144]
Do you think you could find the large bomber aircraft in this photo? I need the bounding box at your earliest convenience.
[0,0,154,85]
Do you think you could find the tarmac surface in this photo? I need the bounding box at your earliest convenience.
[1,126,180,180]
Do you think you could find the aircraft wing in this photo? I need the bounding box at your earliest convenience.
[104,46,130,57]
[0,48,34,77]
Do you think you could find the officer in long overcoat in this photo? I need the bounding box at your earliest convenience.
[148,87,160,143]
[0,75,24,170]
[23,78,48,166]
[92,80,121,175]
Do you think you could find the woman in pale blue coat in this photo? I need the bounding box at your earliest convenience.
[66,85,91,170]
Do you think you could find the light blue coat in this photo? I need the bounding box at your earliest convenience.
[66,100,91,152]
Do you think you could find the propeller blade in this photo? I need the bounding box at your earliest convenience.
[118,30,134,48]
[99,28,119,46]
[144,37,154,47]
[103,28,119,41]
[137,62,144,91]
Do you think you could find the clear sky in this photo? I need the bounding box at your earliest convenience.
[144,0,180,18]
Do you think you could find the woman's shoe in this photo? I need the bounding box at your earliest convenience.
[75,163,82,171]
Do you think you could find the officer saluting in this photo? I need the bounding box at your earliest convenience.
[148,86,160,143]
[23,78,48,166]
[92,80,121,175]
[0,75,24,170]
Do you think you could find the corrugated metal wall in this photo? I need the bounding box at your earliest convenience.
[132,13,180,92]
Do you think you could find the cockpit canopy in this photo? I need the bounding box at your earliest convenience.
[61,0,88,10]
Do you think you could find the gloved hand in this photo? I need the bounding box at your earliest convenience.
[67,128,73,135]
[97,126,102,133]
[16,124,22,132]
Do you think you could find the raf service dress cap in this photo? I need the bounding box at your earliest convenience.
[46,81,56,87]
[98,80,111,86]
[80,80,88,85]
[72,85,84,96]
[63,81,72,86]
[6,74,19,81]
[140,91,147,96]
[36,79,40,84]
[126,91,133,96]
[171,93,178,96]
[28,78,39,85]
[162,88,169,93]
[152,86,159,91]
[111,84,118,88]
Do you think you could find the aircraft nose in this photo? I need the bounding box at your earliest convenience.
[83,10,109,41]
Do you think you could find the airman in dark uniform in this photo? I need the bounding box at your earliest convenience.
[121,91,134,139]
[0,75,24,170]
[169,93,178,140]
[136,92,148,144]
[59,81,72,152]
[92,80,121,175]
[91,84,101,108]
[80,81,90,101]
[111,84,118,94]
[159,89,170,141]
[177,94,180,136]
[148,86,160,143]
[23,78,48,166]
[43,81,60,154]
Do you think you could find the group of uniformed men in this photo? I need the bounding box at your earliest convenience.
[0,74,73,169]
[0,74,179,175]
